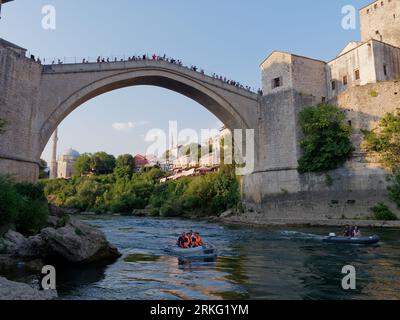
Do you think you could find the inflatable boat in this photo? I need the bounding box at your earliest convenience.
[323,235,380,245]
[165,244,218,259]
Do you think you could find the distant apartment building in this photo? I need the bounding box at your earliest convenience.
[261,0,400,101]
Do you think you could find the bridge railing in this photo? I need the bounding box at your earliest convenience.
[35,54,262,96]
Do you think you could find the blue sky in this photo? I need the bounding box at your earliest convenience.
[0,0,370,163]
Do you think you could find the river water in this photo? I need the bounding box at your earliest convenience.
[4,215,400,300]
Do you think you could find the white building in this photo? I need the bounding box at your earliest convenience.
[57,148,80,179]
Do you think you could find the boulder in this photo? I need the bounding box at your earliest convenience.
[47,216,60,228]
[220,209,234,218]
[40,218,121,264]
[2,230,27,254]
[0,277,57,300]
[17,235,47,258]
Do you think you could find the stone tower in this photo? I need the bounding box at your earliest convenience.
[49,128,58,179]
[360,0,400,48]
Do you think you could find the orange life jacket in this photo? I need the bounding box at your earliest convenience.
[182,235,191,248]
[194,234,203,247]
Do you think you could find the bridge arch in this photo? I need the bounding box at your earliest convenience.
[38,63,257,157]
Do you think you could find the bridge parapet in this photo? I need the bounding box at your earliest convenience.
[42,59,259,100]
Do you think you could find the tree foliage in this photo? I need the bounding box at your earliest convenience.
[43,164,240,217]
[0,176,48,235]
[298,104,354,173]
[363,111,400,172]
[39,159,48,179]
[74,152,116,176]
[371,202,398,221]
[114,154,135,179]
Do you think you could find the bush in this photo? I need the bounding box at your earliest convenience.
[363,112,400,172]
[16,198,48,235]
[0,176,48,235]
[0,176,20,226]
[298,104,354,173]
[371,203,398,221]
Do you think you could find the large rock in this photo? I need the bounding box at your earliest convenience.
[40,218,121,264]
[2,230,27,254]
[0,277,57,300]
[17,235,47,258]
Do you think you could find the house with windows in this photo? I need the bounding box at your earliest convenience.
[260,0,400,101]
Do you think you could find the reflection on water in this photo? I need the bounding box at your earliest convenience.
[2,215,400,300]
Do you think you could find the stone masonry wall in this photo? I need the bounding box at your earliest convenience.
[360,0,400,48]
[0,44,43,182]
[243,81,399,221]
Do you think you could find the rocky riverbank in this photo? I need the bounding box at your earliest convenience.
[0,205,121,300]
[0,276,57,300]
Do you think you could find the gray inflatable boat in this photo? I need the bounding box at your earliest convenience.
[323,235,380,245]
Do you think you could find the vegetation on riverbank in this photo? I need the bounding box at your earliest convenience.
[43,164,240,217]
[363,111,400,220]
[0,176,48,235]
[297,104,354,173]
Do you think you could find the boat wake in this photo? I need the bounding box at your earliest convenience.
[279,230,325,241]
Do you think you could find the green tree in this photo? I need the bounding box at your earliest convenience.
[363,111,400,172]
[114,154,135,179]
[298,104,354,173]
[74,153,92,176]
[39,159,48,179]
[91,152,116,175]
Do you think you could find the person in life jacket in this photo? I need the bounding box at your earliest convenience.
[177,232,192,248]
[193,232,203,247]
[177,231,203,248]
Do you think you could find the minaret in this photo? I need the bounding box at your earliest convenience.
[50,128,58,179]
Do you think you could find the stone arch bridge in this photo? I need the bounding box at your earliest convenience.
[1,39,387,220]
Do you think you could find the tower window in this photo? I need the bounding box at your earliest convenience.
[272,77,282,89]
[343,76,348,86]
[331,81,336,91]
[355,69,360,80]
[384,65,388,76]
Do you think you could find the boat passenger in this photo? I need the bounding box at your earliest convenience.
[194,233,203,247]
[343,225,351,237]
[177,233,191,248]
[353,227,362,238]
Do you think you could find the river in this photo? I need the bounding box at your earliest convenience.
[4,215,400,300]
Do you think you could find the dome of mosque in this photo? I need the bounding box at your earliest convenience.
[63,148,80,158]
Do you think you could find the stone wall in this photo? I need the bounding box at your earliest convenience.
[332,80,400,157]
[0,42,42,182]
[360,0,400,48]
[291,55,327,103]
[260,52,327,101]
[373,41,400,81]
[243,81,400,221]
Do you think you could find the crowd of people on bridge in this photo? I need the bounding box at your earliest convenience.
[41,52,262,95]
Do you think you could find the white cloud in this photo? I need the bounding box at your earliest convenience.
[112,121,150,132]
